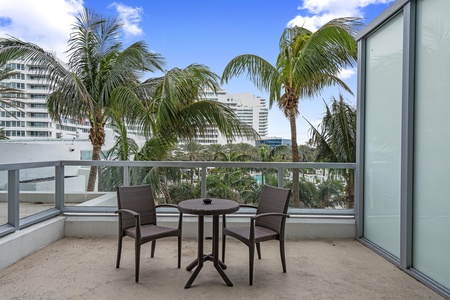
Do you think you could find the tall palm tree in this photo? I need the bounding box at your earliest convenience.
[222,18,361,207]
[126,64,257,146]
[305,94,356,208]
[0,8,165,191]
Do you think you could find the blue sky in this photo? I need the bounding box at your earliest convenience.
[0,0,394,144]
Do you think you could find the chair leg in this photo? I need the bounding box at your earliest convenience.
[135,240,141,283]
[222,234,226,263]
[116,236,122,268]
[280,239,287,273]
[249,244,255,286]
[256,242,261,259]
[178,235,182,268]
[151,240,156,258]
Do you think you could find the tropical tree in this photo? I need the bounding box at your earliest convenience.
[256,143,291,185]
[126,64,258,148]
[222,18,362,207]
[174,141,206,184]
[204,144,227,161]
[132,136,181,204]
[0,8,165,191]
[305,94,356,208]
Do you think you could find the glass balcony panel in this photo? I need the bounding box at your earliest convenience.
[64,165,123,207]
[19,166,55,218]
[285,167,352,209]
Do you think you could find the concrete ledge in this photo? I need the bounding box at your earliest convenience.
[0,216,65,270]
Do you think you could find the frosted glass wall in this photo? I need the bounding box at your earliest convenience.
[363,13,403,258]
[413,0,450,288]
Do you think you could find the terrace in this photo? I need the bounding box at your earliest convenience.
[0,160,444,299]
[2,0,450,298]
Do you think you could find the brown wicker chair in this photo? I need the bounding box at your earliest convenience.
[115,184,183,282]
[222,185,291,285]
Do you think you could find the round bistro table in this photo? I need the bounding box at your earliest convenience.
[178,199,239,288]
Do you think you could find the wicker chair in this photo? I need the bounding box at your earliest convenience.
[116,184,183,282]
[222,185,291,285]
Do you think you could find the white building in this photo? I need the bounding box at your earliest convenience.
[0,59,92,140]
[180,89,269,145]
[1,59,268,160]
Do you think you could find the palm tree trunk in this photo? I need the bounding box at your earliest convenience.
[161,181,172,204]
[345,170,354,208]
[87,144,102,191]
[289,108,300,208]
[87,123,105,192]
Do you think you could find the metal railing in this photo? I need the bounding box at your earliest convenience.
[0,160,357,238]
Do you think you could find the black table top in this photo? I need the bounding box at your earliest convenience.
[178,199,239,216]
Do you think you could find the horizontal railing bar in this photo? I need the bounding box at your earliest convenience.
[60,160,356,169]
[0,160,60,171]
[18,208,61,230]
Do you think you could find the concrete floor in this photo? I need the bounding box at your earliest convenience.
[0,237,444,300]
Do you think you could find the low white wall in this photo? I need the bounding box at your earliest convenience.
[64,215,356,240]
[0,216,65,270]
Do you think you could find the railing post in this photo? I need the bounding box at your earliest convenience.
[277,167,284,188]
[55,164,64,210]
[123,166,129,186]
[8,169,20,230]
[201,165,207,198]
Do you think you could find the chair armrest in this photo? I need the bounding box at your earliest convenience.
[251,212,290,220]
[155,204,183,231]
[222,204,257,226]
[155,204,179,209]
[115,208,140,218]
[116,209,142,236]
[239,204,258,209]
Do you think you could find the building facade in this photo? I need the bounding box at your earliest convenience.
[180,90,269,145]
[256,137,291,148]
[0,59,91,140]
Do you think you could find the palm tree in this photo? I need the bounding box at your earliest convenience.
[126,64,257,146]
[222,18,361,207]
[0,8,165,191]
[204,144,227,161]
[256,143,292,184]
[305,94,356,208]
[233,142,258,160]
[174,141,206,184]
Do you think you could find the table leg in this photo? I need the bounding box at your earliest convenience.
[184,215,204,289]
[213,215,233,286]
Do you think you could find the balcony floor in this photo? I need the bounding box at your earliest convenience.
[0,237,443,300]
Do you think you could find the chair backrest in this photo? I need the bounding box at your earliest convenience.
[255,185,291,234]
[117,184,157,230]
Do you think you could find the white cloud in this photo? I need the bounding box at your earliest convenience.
[339,68,356,80]
[288,0,395,31]
[109,3,143,36]
[0,0,83,60]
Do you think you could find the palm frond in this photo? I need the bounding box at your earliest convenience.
[222,54,281,104]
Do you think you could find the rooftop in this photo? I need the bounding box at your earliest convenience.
[0,237,442,300]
